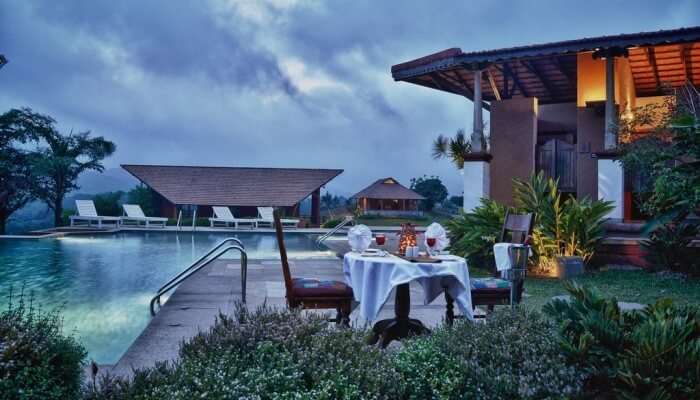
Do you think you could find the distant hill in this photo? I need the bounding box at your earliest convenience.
[76,168,139,194]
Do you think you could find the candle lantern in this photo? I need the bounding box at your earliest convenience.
[397,223,417,255]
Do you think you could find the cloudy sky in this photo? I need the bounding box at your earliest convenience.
[1,1,698,196]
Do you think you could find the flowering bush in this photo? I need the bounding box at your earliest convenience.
[87,304,584,399]
[0,292,86,400]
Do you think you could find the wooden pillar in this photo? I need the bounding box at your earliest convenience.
[472,69,484,152]
[311,188,321,226]
[604,55,617,150]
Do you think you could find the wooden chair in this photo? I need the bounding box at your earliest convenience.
[446,210,534,323]
[273,209,353,324]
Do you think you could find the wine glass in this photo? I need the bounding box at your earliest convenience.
[375,233,386,255]
[426,237,437,256]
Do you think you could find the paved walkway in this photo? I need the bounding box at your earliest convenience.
[108,255,454,378]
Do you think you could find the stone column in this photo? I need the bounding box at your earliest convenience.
[462,69,491,212]
[597,52,624,220]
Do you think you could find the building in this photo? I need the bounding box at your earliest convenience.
[352,177,425,217]
[121,164,343,226]
[391,27,700,222]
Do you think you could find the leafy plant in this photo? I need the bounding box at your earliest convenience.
[432,129,472,169]
[514,172,613,271]
[92,191,124,217]
[642,221,700,275]
[445,198,505,272]
[0,291,87,400]
[126,185,156,217]
[544,282,700,399]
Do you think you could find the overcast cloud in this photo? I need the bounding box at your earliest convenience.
[1,0,698,196]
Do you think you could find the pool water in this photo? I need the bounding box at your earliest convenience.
[0,232,331,364]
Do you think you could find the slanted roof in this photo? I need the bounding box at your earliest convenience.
[351,178,425,200]
[121,164,343,207]
[391,26,700,104]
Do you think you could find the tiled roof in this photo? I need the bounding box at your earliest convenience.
[351,177,425,200]
[121,164,343,207]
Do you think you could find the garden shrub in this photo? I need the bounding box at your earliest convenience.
[544,282,700,399]
[322,217,343,228]
[394,309,585,399]
[642,221,700,275]
[445,198,505,272]
[87,305,584,399]
[0,292,86,400]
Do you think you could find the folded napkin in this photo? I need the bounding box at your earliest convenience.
[348,224,372,252]
[493,243,513,271]
[424,222,449,251]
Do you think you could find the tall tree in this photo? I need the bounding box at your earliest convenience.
[410,175,448,211]
[32,130,116,227]
[0,108,54,234]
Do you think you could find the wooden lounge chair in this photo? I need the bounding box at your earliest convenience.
[445,210,534,323]
[120,204,168,228]
[209,206,258,229]
[258,206,299,228]
[69,200,120,228]
[274,209,352,324]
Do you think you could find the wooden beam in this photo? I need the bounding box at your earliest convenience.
[503,63,529,98]
[486,69,501,101]
[429,73,469,97]
[680,44,693,85]
[502,67,509,98]
[439,71,490,111]
[551,56,575,87]
[521,60,559,99]
[646,47,661,90]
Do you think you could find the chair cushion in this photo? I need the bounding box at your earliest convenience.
[291,278,353,298]
[470,278,511,290]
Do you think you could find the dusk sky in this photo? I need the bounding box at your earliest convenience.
[1,1,698,197]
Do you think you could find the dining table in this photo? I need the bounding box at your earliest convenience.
[343,250,473,347]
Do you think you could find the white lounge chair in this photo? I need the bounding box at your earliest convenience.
[209,206,258,229]
[257,207,299,229]
[69,200,120,228]
[121,204,168,228]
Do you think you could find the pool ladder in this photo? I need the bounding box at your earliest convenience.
[150,237,248,316]
[316,215,353,246]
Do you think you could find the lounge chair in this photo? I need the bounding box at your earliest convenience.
[69,200,120,228]
[209,206,258,229]
[120,204,168,228]
[257,207,299,229]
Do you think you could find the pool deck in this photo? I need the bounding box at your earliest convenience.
[105,243,456,378]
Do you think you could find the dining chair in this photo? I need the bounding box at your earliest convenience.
[273,209,353,324]
[445,210,534,323]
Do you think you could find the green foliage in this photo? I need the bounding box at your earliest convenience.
[86,304,584,399]
[514,172,613,270]
[410,175,448,211]
[92,191,124,217]
[642,221,700,275]
[32,129,116,226]
[322,217,342,228]
[0,291,86,400]
[544,282,700,399]
[445,198,505,271]
[432,129,472,169]
[126,186,156,217]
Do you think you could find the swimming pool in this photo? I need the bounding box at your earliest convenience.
[0,231,332,364]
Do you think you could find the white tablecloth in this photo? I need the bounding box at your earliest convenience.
[343,252,473,322]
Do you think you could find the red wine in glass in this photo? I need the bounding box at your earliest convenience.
[426,237,436,247]
[375,234,386,246]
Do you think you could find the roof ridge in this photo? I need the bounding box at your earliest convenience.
[121,164,343,172]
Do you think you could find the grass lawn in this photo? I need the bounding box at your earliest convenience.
[356,211,451,227]
[471,267,700,310]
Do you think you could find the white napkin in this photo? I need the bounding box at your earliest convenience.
[424,222,449,251]
[493,243,513,271]
[348,224,372,252]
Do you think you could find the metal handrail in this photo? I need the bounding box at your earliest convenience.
[150,238,246,316]
[154,237,244,297]
[150,244,247,316]
[316,215,353,245]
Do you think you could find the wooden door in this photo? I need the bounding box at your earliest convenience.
[537,138,576,193]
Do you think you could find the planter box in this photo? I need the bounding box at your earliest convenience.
[555,256,584,279]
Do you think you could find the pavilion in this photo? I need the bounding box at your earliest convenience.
[121,164,343,226]
[392,26,700,221]
[351,177,425,217]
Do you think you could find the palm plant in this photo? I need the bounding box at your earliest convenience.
[431,129,471,169]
